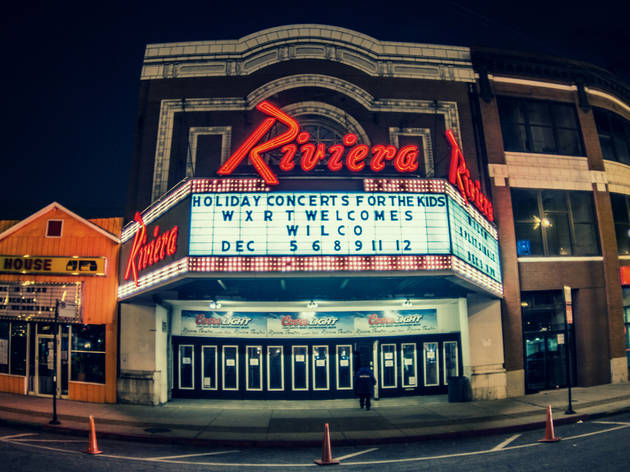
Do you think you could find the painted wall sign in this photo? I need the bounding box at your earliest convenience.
[217,101,419,184]
[123,212,179,286]
[0,282,82,321]
[181,309,438,338]
[446,129,494,221]
[0,256,106,276]
[189,191,501,282]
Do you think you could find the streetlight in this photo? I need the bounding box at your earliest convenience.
[49,298,65,425]
[563,286,576,415]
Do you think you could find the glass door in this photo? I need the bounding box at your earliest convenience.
[336,345,353,390]
[443,341,459,384]
[312,345,329,390]
[423,342,439,386]
[380,343,397,388]
[401,343,417,388]
[524,333,567,392]
[292,345,308,391]
[267,346,284,391]
[201,345,217,390]
[246,345,263,391]
[222,345,239,391]
[36,335,55,395]
[178,344,194,390]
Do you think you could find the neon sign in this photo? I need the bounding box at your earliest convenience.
[123,212,179,286]
[217,101,419,184]
[446,129,494,221]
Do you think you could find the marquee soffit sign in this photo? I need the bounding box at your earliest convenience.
[119,177,502,299]
[216,101,493,221]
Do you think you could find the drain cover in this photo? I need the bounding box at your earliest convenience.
[144,427,171,433]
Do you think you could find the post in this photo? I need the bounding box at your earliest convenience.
[563,286,576,415]
[49,299,61,425]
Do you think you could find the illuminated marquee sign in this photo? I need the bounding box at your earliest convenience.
[446,129,494,221]
[123,212,179,286]
[118,178,502,300]
[217,101,419,184]
[189,190,501,282]
[0,255,106,276]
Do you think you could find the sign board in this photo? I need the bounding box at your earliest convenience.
[0,256,106,276]
[0,282,82,322]
[189,191,501,282]
[564,285,573,324]
[181,309,438,338]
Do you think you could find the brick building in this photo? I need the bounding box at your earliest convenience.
[118,25,628,404]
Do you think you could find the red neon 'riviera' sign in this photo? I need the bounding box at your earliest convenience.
[446,129,494,221]
[217,101,419,184]
[123,212,179,286]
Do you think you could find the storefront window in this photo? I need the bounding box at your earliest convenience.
[624,307,630,368]
[10,322,27,375]
[623,288,630,369]
[611,193,630,254]
[593,108,630,165]
[0,321,9,373]
[497,97,584,156]
[71,325,105,383]
[512,189,599,256]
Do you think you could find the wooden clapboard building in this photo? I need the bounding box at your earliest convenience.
[0,202,121,402]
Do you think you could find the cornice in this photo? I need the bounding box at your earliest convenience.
[141,24,474,83]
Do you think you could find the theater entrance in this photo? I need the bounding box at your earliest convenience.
[172,334,460,399]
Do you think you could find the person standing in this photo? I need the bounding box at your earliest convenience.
[354,366,376,410]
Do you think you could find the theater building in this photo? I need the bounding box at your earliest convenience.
[119,24,628,405]
[0,203,121,402]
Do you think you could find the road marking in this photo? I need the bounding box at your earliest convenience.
[148,450,238,460]
[97,454,316,467]
[593,420,630,425]
[0,433,37,441]
[491,433,521,451]
[335,447,378,461]
[346,422,630,465]
[13,439,86,443]
[561,423,630,440]
[3,418,630,468]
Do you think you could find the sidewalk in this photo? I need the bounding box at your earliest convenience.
[1,383,630,446]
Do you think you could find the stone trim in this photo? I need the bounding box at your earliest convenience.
[388,127,434,177]
[151,78,461,200]
[605,160,630,196]
[488,153,593,191]
[187,127,232,176]
[141,24,474,82]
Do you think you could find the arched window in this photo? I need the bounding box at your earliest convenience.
[260,115,354,173]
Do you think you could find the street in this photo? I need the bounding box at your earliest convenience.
[1,411,629,471]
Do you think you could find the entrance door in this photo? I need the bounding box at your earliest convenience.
[525,333,567,392]
[36,335,55,396]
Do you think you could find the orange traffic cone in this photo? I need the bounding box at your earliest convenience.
[538,404,561,442]
[85,415,103,454]
[314,423,339,466]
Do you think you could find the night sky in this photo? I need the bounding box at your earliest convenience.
[1,1,628,221]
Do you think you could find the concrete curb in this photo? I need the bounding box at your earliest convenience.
[2,405,630,448]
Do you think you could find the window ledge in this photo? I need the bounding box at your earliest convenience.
[518,256,603,262]
[505,151,588,162]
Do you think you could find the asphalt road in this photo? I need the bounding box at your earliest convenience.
[1,411,629,471]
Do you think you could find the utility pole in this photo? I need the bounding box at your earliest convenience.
[49,299,64,425]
